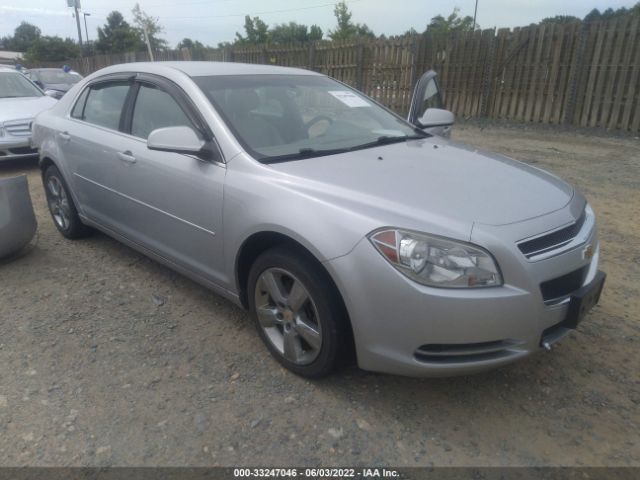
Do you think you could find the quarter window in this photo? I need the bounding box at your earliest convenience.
[71,88,89,119]
[83,82,130,130]
[131,84,194,139]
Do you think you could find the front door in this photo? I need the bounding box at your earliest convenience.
[105,78,226,284]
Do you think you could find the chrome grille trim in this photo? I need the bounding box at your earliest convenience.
[3,119,33,137]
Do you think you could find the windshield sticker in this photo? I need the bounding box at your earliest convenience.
[328,90,371,108]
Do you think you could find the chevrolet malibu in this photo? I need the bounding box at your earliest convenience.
[32,62,605,378]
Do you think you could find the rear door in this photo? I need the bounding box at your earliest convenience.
[61,77,134,229]
[407,70,452,137]
[103,75,227,284]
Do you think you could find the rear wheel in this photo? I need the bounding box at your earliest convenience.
[248,247,350,378]
[43,165,90,239]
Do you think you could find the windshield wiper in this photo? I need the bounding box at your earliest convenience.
[262,147,351,164]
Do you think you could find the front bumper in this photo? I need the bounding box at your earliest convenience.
[0,138,38,161]
[325,206,602,377]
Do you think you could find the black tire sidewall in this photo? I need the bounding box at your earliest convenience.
[43,165,86,239]
[248,247,346,378]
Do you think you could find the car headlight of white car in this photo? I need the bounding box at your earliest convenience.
[369,228,502,288]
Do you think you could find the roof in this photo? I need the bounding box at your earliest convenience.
[0,66,23,73]
[96,61,322,77]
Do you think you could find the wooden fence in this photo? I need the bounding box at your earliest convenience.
[47,17,640,132]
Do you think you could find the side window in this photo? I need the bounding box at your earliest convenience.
[131,84,194,140]
[83,82,130,130]
[71,88,89,119]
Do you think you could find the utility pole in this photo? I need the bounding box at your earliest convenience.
[83,12,91,44]
[473,0,479,30]
[68,0,84,49]
[142,25,154,62]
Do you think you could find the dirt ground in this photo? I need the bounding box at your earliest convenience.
[0,124,638,467]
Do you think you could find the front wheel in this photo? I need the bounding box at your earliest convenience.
[248,247,350,378]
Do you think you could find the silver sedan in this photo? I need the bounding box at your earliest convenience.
[32,62,605,378]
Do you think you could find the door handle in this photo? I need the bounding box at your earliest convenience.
[58,131,71,142]
[117,150,136,164]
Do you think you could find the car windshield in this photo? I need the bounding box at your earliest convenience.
[35,70,82,85]
[0,72,43,98]
[193,74,426,162]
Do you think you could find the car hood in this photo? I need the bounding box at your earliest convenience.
[268,137,573,228]
[0,95,58,122]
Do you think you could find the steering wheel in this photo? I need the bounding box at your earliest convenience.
[304,115,334,132]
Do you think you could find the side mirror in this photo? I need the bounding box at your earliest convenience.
[147,126,206,156]
[44,90,61,99]
[417,108,455,128]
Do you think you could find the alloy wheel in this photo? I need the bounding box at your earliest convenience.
[46,175,71,231]
[254,267,323,365]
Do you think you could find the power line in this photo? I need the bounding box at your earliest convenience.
[155,0,363,20]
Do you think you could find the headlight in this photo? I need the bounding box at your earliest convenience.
[369,228,502,288]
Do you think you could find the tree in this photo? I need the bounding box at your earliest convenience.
[1,22,41,52]
[24,36,80,64]
[584,3,640,22]
[95,11,145,53]
[177,38,208,59]
[328,1,375,40]
[270,22,323,43]
[540,15,580,25]
[132,3,168,51]
[235,16,269,45]
[426,7,477,34]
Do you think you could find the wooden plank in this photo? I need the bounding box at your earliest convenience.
[579,22,607,126]
[600,16,628,128]
[589,19,618,127]
[620,20,640,130]
[608,17,638,129]
[525,24,547,122]
[542,24,564,123]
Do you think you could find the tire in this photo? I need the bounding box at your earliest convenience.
[43,165,90,239]
[248,247,350,378]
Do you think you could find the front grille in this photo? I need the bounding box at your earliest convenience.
[518,210,587,259]
[3,119,33,137]
[414,340,522,364]
[540,265,588,302]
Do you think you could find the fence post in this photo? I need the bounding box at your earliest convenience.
[480,28,497,118]
[308,42,316,71]
[409,34,419,89]
[356,41,365,90]
[564,22,589,126]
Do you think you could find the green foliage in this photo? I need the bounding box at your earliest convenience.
[95,11,145,54]
[540,15,581,25]
[270,22,323,43]
[584,3,640,22]
[328,1,375,40]
[132,3,168,51]
[236,16,270,45]
[426,7,477,34]
[23,36,80,64]
[177,38,208,59]
[1,21,41,52]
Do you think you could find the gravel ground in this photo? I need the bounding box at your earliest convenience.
[0,124,638,467]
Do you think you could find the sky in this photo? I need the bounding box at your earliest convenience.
[0,0,637,49]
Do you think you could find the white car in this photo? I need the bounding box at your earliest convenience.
[0,66,57,161]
